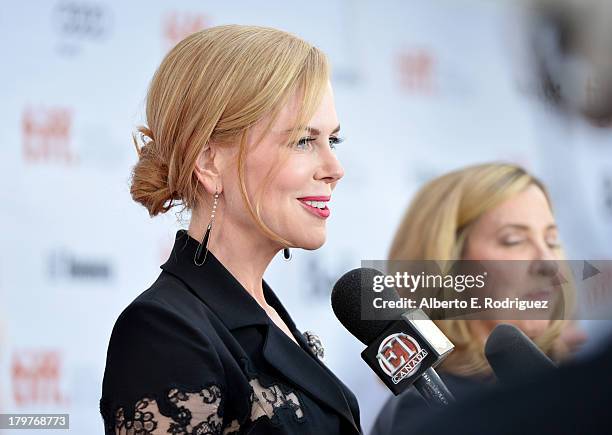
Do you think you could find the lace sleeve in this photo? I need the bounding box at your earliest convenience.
[105,385,241,434]
[100,300,241,435]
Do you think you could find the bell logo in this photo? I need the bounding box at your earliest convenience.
[377,333,428,384]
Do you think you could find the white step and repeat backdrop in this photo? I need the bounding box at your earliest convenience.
[1,1,611,433]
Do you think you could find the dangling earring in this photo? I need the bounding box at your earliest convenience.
[283,247,292,261]
[194,188,219,266]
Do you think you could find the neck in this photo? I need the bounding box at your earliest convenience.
[187,209,280,308]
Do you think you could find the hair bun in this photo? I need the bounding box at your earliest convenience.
[129,126,179,217]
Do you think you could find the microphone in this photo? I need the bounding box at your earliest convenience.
[331,267,456,406]
[485,323,557,384]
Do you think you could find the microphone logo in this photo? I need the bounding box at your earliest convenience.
[377,333,429,384]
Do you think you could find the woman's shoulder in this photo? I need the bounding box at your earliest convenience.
[132,270,201,308]
[119,271,217,332]
[106,276,224,363]
[101,272,231,427]
[101,294,235,435]
[105,271,227,379]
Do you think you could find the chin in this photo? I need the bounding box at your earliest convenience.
[294,232,327,251]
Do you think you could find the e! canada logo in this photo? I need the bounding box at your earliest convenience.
[376,333,428,384]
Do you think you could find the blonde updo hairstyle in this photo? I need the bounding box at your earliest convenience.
[388,163,573,376]
[130,25,329,245]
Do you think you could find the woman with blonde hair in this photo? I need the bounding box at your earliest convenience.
[371,162,579,434]
[100,25,361,434]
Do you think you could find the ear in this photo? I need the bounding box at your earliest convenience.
[194,142,223,195]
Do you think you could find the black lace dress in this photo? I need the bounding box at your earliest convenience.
[100,230,361,434]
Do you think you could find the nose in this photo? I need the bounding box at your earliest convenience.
[528,242,558,277]
[315,146,344,185]
[534,239,557,261]
[529,259,558,277]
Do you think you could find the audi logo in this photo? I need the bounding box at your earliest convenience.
[53,1,113,40]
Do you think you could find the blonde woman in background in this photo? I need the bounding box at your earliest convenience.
[371,162,584,435]
[100,25,361,434]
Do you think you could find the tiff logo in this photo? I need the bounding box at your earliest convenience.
[22,107,76,165]
[396,48,436,94]
[12,350,67,406]
[162,11,209,49]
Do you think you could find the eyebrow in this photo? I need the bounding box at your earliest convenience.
[498,224,558,232]
[283,125,341,135]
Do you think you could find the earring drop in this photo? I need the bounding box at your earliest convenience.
[283,247,292,261]
[194,189,219,266]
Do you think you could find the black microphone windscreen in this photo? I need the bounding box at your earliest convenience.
[485,323,556,383]
[331,268,393,345]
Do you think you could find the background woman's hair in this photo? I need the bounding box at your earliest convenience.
[388,162,572,376]
[130,24,329,244]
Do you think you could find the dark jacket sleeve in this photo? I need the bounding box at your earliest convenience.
[100,299,237,434]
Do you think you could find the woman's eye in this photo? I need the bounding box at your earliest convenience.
[328,136,344,150]
[295,136,345,150]
[501,238,524,246]
[295,137,315,151]
[546,240,562,249]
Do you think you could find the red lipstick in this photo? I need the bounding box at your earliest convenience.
[297,196,331,219]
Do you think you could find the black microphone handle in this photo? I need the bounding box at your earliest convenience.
[413,368,455,407]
